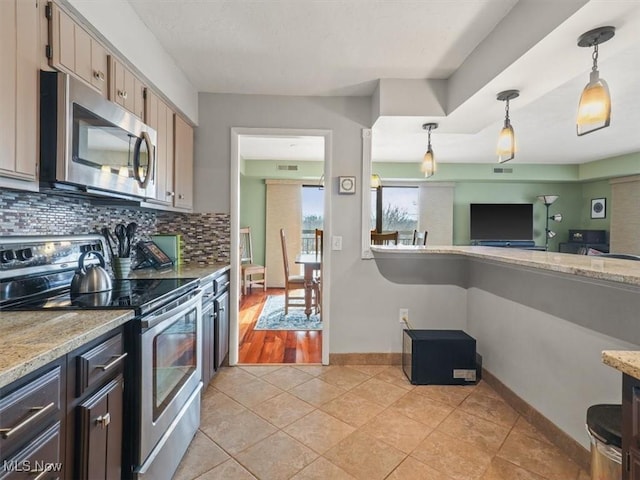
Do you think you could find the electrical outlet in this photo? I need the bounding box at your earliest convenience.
[399,308,409,324]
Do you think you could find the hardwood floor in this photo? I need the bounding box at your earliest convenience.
[238,288,322,364]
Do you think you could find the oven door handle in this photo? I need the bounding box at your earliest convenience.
[140,289,203,331]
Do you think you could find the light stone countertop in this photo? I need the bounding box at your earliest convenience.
[0,263,229,389]
[602,351,640,380]
[0,309,135,388]
[127,263,229,282]
[370,245,640,286]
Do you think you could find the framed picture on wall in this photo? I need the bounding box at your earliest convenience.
[591,198,606,219]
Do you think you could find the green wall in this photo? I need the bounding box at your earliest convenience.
[452,178,612,248]
[241,155,631,255]
[240,175,267,265]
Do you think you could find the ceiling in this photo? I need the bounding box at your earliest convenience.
[128,0,640,166]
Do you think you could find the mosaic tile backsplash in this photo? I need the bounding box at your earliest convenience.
[0,190,230,265]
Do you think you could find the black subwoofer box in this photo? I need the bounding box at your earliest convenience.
[402,329,479,385]
[568,229,607,244]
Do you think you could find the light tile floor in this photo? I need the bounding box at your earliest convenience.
[174,365,590,480]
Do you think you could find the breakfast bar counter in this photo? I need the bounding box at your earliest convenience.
[370,245,640,286]
[603,350,640,380]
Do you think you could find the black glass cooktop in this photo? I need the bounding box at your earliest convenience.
[3,278,198,315]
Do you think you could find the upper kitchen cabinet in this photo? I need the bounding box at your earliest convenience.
[145,89,175,206]
[47,2,108,97]
[173,115,194,211]
[109,55,145,119]
[0,0,39,190]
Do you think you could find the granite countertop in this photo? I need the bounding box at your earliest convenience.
[370,245,640,286]
[0,309,135,389]
[127,263,229,282]
[0,263,229,389]
[602,350,640,380]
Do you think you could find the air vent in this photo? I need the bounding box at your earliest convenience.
[493,167,513,174]
[277,165,299,171]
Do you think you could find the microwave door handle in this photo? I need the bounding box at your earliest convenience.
[133,131,153,188]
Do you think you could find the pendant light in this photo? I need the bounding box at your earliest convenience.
[421,123,438,178]
[496,90,519,163]
[576,26,615,136]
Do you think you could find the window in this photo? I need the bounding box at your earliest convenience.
[371,186,419,244]
[302,185,324,253]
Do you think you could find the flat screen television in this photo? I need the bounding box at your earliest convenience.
[470,203,533,241]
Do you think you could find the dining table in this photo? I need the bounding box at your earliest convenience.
[294,253,322,317]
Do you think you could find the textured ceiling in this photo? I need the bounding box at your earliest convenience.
[128,0,640,166]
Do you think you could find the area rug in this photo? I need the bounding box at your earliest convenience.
[254,295,322,330]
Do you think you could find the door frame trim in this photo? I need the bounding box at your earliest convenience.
[230,127,332,365]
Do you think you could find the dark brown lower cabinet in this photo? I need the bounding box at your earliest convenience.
[66,329,126,480]
[622,374,640,479]
[0,421,63,480]
[77,376,124,480]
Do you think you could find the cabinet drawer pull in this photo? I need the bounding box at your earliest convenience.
[95,412,111,428]
[95,352,128,372]
[93,70,105,81]
[0,402,55,439]
[31,469,50,480]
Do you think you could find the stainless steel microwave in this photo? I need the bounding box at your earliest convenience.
[40,71,156,200]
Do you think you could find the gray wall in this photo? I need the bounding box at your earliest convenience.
[194,93,468,353]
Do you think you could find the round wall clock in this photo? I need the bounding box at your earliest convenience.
[339,176,356,194]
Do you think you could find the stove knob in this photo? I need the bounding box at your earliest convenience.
[0,250,16,263]
[16,248,34,261]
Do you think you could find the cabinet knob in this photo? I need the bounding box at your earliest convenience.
[118,90,128,99]
[93,70,105,81]
[178,194,184,199]
[95,412,111,428]
[167,191,175,197]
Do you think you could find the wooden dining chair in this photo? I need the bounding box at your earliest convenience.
[279,228,307,314]
[239,227,266,295]
[412,230,428,246]
[371,231,399,245]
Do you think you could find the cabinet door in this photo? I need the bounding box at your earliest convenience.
[145,90,175,205]
[0,422,62,480]
[0,0,38,182]
[49,3,75,73]
[108,56,125,109]
[173,115,194,210]
[74,25,92,85]
[214,290,229,370]
[90,40,108,96]
[109,56,143,119]
[77,376,123,480]
[629,448,640,480]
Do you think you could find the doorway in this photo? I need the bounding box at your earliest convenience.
[230,128,332,366]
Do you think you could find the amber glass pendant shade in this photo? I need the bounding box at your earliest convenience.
[421,148,436,178]
[497,122,516,163]
[577,70,611,136]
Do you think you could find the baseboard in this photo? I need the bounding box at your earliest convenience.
[481,368,590,472]
[329,353,402,365]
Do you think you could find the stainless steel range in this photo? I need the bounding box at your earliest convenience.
[0,235,203,480]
